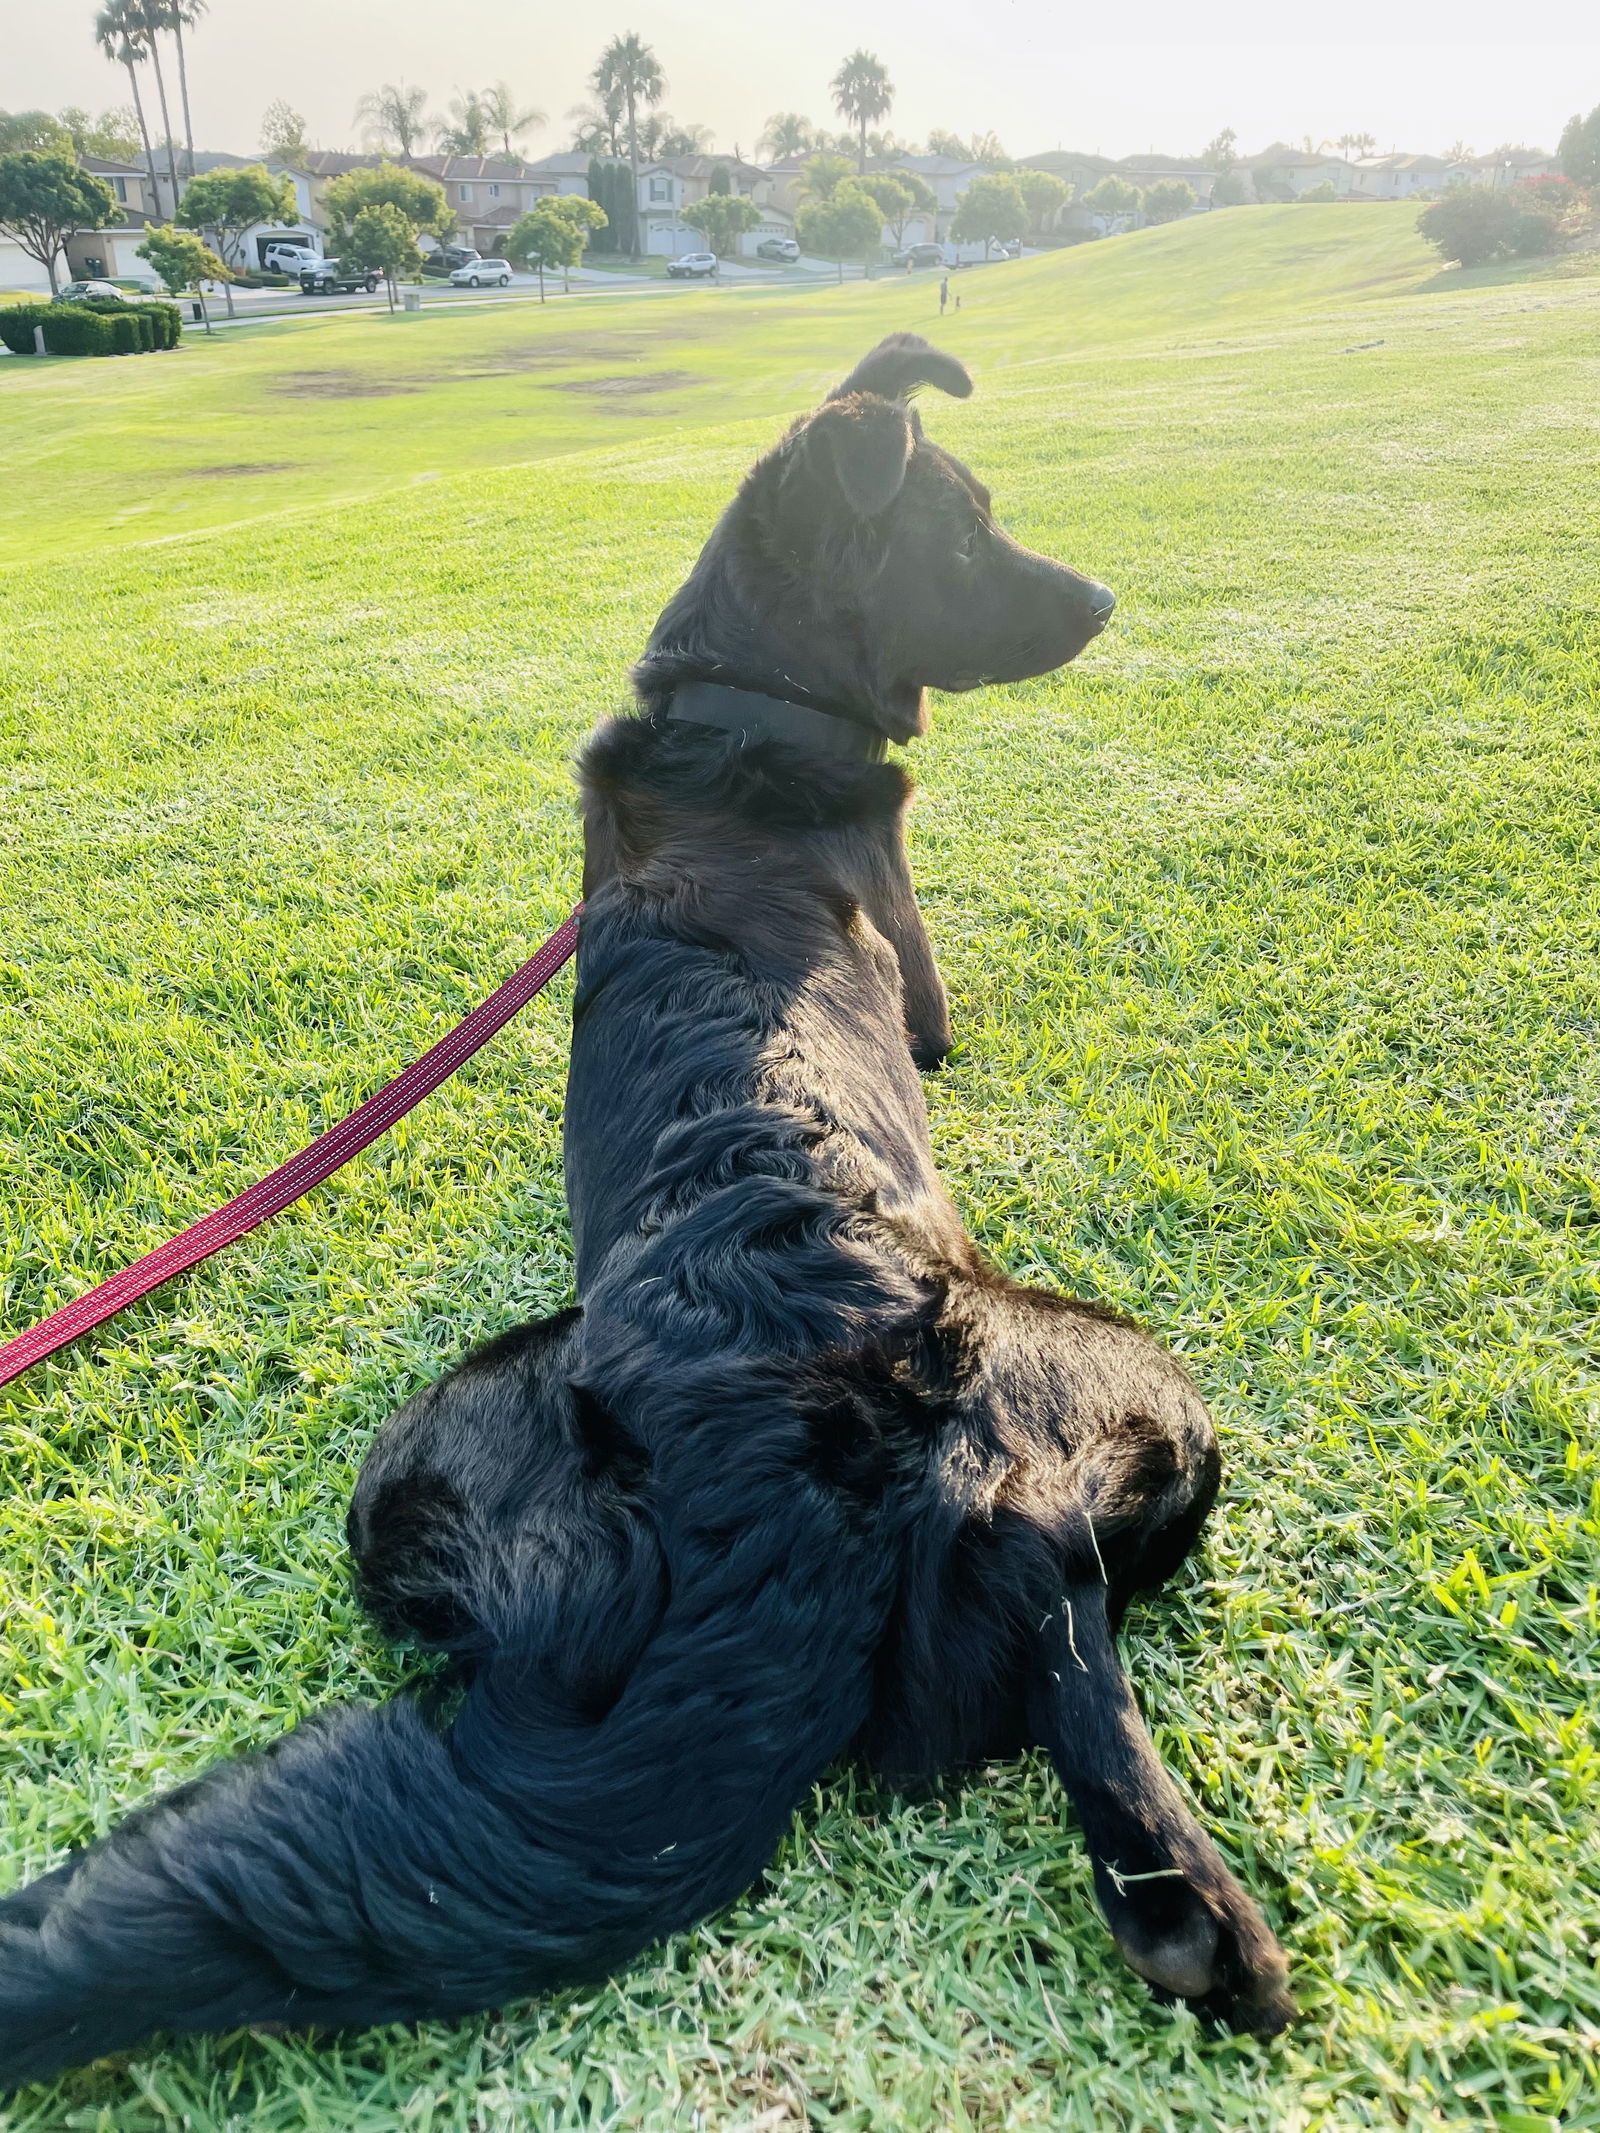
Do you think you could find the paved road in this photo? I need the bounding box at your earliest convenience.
[176,254,1017,330]
[182,259,846,328]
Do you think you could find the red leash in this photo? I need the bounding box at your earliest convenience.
[0,907,582,1392]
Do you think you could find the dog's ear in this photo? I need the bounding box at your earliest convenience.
[787,396,915,521]
[827,333,973,406]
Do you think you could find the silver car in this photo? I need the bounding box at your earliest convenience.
[449,258,512,287]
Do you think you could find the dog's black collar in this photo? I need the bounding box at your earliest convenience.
[666,681,888,763]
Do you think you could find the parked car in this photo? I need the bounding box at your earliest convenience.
[54,279,129,303]
[423,246,480,277]
[263,242,319,276]
[449,258,512,287]
[891,242,946,270]
[666,251,719,279]
[755,236,800,262]
[299,259,381,294]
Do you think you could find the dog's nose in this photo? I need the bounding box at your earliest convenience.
[1087,583,1116,630]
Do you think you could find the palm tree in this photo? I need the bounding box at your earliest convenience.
[568,88,625,157]
[355,83,433,162]
[830,49,893,174]
[758,113,814,161]
[438,91,491,157]
[128,0,182,215]
[162,0,205,183]
[592,32,664,257]
[93,3,160,214]
[480,82,544,161]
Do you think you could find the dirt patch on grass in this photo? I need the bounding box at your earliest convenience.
[275,372,419,399]
[187,462,297,478]
[549,370,701,397]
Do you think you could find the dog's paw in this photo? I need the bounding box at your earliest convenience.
[1094,1852,1292,2038]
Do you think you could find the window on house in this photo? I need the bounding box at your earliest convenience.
[459,184,473,202]
[649,177,670,201]
[113,176,128,202]
[489,183,500,197]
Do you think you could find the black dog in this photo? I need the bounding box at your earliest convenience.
[0,336,1289,2088]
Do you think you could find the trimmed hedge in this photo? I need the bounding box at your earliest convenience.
[0,298,181,356]
[0,307,45,355]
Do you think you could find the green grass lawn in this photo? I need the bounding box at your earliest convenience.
[2,203,1599,2130]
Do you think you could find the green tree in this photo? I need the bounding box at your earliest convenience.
[480,83,544,160]
[708,162,731,195]
[950,171,1026,254]
[58,106,144,161]
[355,83,434,161]
[830,49,893,173]
[796,182,881,279]
[758,113,814,160]
[592,32,665,258]
[800,151,854,203]
[506,193,606,295]
[259,99,311,162]
[1297,180,1338,204]
[585,156,633,252]
[685,191,759,256]
[1558,104,1600,188]
[0,111,70,154]
[1336,131,1376,158]
[343,200,420,309]
[0,151,116,293]
[94,3,160,215]
[1211,166,1249,207]
[136,218,224,327]
[322,161,454,256]
[1013,167,1067,238]
[1202,127,1238,168]
[854,171,917,246]
[1142,178,1196,222]
[1416,189,1517,267]
[176,161,296,313]
[1083,173,1142,231]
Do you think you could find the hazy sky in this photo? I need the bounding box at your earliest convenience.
[11,0,1599,162]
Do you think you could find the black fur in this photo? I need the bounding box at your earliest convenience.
[0,338,1289,2089]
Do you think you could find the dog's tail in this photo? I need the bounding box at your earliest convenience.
[0,1430,890,2088]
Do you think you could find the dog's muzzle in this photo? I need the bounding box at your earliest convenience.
[1086,584,1117,634]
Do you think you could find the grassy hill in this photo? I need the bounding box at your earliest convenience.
[2,207,1598,2132]
[0,201,1559,567]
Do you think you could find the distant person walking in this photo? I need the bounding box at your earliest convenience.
[939,276,949,315]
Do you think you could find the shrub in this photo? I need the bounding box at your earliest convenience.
[0,305,45,353]
[1417,189,1518,267]
[39,304,115,355]
[143,298,180,347]
[1300,181,1339,203]
[1508,208,1560,256]
[103,308,141,354]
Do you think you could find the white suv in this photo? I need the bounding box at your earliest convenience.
[263,242,320,276]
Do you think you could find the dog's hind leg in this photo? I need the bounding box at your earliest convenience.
[1028,1580,1291,2036]
[347,1306,663,1701]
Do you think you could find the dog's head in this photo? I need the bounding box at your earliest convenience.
[639,334,1114,743]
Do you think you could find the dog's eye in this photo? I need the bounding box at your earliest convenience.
[958,527,981,561]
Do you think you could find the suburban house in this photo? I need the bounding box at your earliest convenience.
[635,154,793,257]
[1116,154,1219,208]
[523,151,600,199]
[413,154,567,255]
[1469,147,1560,188]
[1243,149,1358,199]
[1351,153,1470,199]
